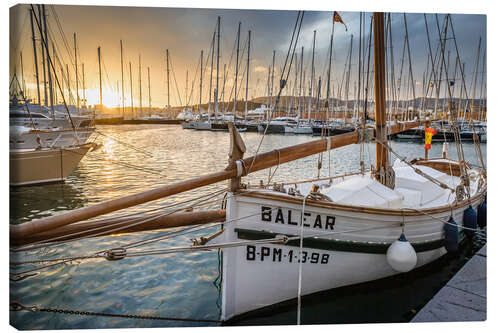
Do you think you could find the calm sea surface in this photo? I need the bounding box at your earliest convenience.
[9,124,487,329]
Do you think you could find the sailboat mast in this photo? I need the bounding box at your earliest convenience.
[166,49,170,117]
[97,46,102,106]
[215,16,220,116]
[373,12,388,182]
[139,54,142,117]
[66,63,70,103]
[357,12,362,119]
[38,5,48,107]
[20,52,26,99]
[299,46,303,119]
[129,62,134,118]
[148,66,151,116]
[208,31,215,114]
[309,30,316,121]
[403,13,416,120]
[266,65,270,113]
[120,40,125,117]
[478,50,486,121]
[199,50,203,113]
[326,33,333,120]
[42,4,54,116]
[245,30,251,119]
[471,37,481,117]
[344,34,353,124]
[184,70,189,107]
[234,22,241,114]
[74,32,79,108]
[222,64,226,106]
[29,8,41,104]
[271,50,275,107]
[82,63,86,107]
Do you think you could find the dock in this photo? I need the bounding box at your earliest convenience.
[411,245,486,322]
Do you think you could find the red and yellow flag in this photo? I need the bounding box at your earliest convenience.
[333,11,348,31]
[424,127,438,150]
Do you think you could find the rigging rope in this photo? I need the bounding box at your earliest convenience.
[247,11,304,174]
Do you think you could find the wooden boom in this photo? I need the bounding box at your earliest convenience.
[11,209,226,246]
[10,120,421,239]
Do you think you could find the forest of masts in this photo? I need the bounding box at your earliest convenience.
[12,7,487,122]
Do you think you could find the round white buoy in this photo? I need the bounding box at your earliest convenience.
[386,233,417,272]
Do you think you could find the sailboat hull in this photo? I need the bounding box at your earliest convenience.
[10,143,93,186]
[215,182,484,321]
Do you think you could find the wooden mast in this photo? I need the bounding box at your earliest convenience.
[373,12,388,182]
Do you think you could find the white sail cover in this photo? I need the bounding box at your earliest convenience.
[322,174,403,209]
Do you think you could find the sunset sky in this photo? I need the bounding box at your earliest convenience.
[9,4,486,109]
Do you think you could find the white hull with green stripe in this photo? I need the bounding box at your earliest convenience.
[209,160,485,321]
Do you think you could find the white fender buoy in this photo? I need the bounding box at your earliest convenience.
[386,233,417,272]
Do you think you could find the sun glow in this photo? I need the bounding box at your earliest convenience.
[84,88,122,108]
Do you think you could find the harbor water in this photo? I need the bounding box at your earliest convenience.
[10,124,487,329]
